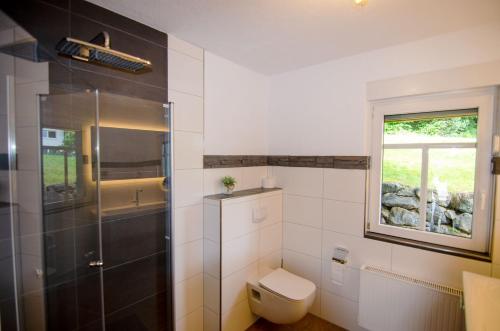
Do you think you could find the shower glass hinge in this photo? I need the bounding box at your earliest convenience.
[89,260,104,268]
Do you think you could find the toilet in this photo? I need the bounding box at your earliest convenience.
[247,268,316,324]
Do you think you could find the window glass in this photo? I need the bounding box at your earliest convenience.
[381,111,478,239]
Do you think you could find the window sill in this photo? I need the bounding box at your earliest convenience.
[364,231,491,262]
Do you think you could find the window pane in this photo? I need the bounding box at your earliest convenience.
[381,110,479,238]
[426,148,475,238]
[384,110,478,144]
[381,148,421,229]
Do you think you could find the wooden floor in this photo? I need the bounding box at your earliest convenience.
[246,314,346,331]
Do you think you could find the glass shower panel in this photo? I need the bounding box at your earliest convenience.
[39,87,104,331]
[0,9,172,331]
[97,92,171,330]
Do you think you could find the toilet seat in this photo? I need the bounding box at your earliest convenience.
[258,268,316,301]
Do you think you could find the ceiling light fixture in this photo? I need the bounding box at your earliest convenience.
[354,0,368,6]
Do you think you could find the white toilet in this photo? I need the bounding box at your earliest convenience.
[247,268,316,324]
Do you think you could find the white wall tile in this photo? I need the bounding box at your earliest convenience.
[283,249,322,288]
[222,198,259,243]
[323,169,366,203]
[15,58,48,84]
[204,307,219,331]
[284,222,322,258]
[309,290,321,317]
[203,168,243,196]
[175,204,203,246]
[321,261,360,302]
[204,203,220,243]
[259,193,283,226]
[259,222,282,258]
[168,49,203,97]
[221,298,258,331]
[285,194,322,228]
[176,307,203,331]
[222,231,259,277]
[170,90,204,133]
[168,35,204,60]
[273,167,323,198]
[14,81,47,127]
[240,166,268,190]
[221,262,258,314]
[17,170,41,214]
[175,239,203,283]
[323,199,364,237]
[391,244,491,289]
[175,273,203,320]
[321,290,363,331]
[258,249,282,277]
[322,230,391,269]
[175,169,203,207]
[174,131,203,169]
[203,239,220,278]
[16,126,39,171]
[203,273,220,314]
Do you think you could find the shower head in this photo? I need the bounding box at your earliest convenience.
[56,31,152,73]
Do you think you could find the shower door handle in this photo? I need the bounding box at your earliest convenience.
[89,260,104,268]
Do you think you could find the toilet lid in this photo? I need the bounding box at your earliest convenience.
[258,268,316,301]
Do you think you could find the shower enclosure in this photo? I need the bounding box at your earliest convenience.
[0,9,172,331]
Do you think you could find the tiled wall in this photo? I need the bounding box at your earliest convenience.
[203,189,283,331]
[168,36,205,331]
[272,166,496,331]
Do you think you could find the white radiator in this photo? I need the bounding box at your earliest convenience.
[358,265,464,331]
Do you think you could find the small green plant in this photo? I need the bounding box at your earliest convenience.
[222,176,237,188]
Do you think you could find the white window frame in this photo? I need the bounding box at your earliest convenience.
[368,88,496,253]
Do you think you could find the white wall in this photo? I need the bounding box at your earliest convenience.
[274,166,496,330]
[268,22,500,156]
[170,21,500,331]
[170,36,273,331]
[267,22,500,330]
[168,35,205,331]
[204,52,269,155]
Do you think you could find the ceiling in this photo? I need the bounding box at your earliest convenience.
[88,0,500,75]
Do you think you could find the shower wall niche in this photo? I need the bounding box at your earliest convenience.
[0,1,171,330]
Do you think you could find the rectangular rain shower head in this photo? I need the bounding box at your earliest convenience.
[56,31,152,73]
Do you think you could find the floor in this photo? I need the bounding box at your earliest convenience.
[246,314,346,331]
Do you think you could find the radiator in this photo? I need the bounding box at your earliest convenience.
[358,265,464,331]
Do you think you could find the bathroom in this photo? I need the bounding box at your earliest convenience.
[1,0,500,330]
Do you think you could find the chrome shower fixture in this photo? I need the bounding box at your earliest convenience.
[56,31,152,73]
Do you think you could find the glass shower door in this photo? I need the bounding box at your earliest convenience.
[96,92,172,331]
[39,87,104,331]
[0,10,172,330]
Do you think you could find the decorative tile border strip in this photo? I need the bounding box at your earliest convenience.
[204,155,370,170]
[204,155,268,168]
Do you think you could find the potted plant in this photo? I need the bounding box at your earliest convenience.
[222,176,237,195]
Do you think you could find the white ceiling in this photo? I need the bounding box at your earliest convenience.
[89,0,500,74]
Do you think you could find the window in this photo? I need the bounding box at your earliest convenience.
[368,90,495,253]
